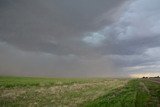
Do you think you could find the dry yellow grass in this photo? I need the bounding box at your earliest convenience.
[0,78,129,106]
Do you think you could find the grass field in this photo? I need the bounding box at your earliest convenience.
[0,76,160,107]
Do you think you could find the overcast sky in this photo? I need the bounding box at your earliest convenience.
[0,0,160,77]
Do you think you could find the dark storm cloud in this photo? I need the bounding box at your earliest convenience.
[0,0,127,55]
[0,0,160,77]
[98,35,160,55]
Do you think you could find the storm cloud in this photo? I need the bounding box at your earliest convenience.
[0,0,160,77]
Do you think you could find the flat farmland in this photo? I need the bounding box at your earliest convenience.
[149,78,160,84]
[0,76,160,107]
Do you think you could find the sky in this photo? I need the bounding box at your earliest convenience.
[0,0,160,77]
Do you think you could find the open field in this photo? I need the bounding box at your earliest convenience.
[0,77,160,107]
[149,78,160,84]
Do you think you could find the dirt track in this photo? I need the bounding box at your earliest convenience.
[149,79,160,84]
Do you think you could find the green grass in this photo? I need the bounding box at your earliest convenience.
[83,79,160,107]
[0,76,129,106]
[83,80,147,107]
[141,79,160,107]
[0,76,101,88]
[0,76,159,107]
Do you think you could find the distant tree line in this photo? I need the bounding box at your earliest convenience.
[142,76,160,78]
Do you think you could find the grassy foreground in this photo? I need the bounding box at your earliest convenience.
[83,79,160,107]
[0,76,159,107]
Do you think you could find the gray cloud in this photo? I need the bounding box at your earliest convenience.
[0,0,160,77]
[0,42,121,77]
[0,0,127,55]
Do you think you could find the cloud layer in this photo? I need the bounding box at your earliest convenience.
[0,0,160,77]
